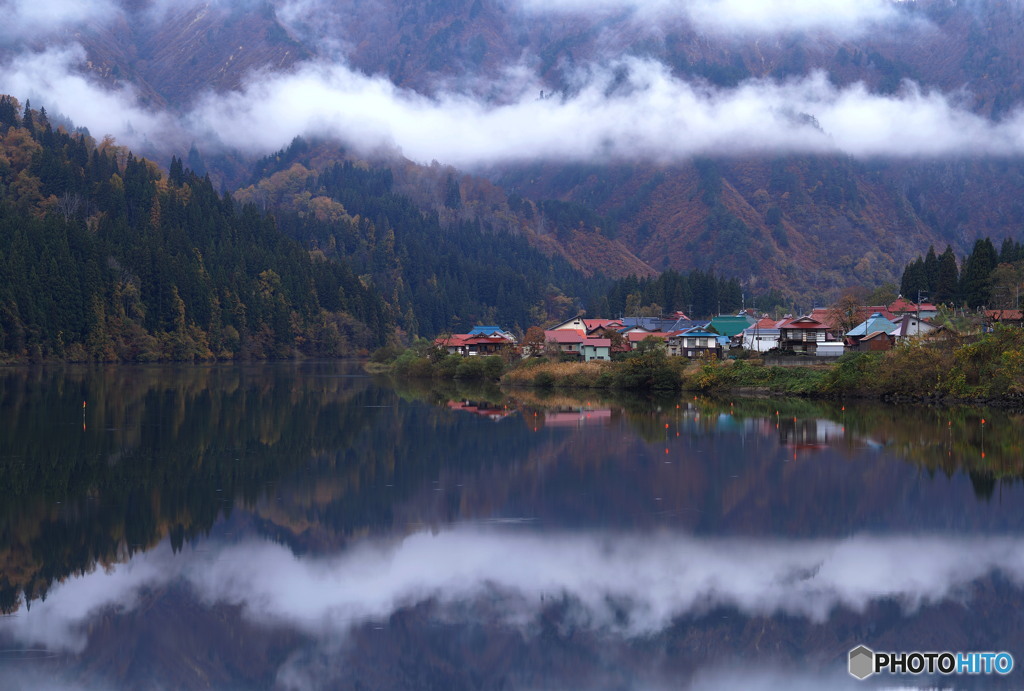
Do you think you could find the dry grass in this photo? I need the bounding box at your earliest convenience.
[503,360,612,386]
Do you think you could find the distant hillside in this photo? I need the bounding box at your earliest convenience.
[232,138,639,336]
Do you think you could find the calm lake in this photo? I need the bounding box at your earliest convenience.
[1,362,1023,690]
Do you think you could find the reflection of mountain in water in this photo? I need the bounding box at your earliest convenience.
[2,366,1023,621]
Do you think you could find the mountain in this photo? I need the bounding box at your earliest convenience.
[0,98,389,361]
[5,0,1024,311]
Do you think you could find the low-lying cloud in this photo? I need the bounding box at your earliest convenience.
[188,58,1024,165]
[0,0,119,44]
[513,0,915,38]
[3,529,1024,656]
[0,5,1019,169]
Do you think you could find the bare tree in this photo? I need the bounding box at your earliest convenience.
[55,192,82,222]
[827,292,864,337]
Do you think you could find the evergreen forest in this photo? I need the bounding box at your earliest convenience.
[0,97,388,361]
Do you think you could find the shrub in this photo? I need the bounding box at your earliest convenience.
[615,349,682,391]
[455,355,506,381]
[392,351,435,378]
[533,371,556,388]
[434,354,462,378]
[873,344,948,396]
[370,345,403,364]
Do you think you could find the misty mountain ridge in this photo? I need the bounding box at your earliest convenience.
[3,0,1024,305]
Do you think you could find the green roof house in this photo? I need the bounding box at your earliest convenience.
[707,314,757,339]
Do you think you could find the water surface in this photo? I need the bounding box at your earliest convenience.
[1,363,1022,690]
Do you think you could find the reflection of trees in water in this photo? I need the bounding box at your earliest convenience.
[0,365,563,612]
[0,363,378,612]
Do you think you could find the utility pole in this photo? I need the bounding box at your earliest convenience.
[916,288,927,336]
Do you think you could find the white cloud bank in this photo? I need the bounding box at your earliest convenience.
[3,529,1024,656]
[513,0,915,37]
[0,0,120,44]
[2,45,1022,167]
[183,57,1024,165]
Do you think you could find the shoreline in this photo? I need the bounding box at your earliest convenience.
[371,329,1024,410]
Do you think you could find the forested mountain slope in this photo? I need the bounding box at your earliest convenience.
[0,97,387,361]
[233,138,614,337]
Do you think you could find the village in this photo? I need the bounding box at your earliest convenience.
[435,298,1024,363]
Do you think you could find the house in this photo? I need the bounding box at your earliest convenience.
[435,325,517,356]
[549,315,589,331]
[816,341,846,357]
[668,328,723,359]
[846,313,898,349]
[582,318,624,334]
[620,316,681,332]
[856,331,896,351]
[435,334,513,356]
[626,331,670,350]
[436,334,471,355]
[586,323,625,338]
[740,317,785,352]
[544,329,585,355]
[707,314,757,340]
[668,317,711,332]
[984,310,1024,328]
[467,325,517,342]
[620,324,656,336]
[459,336,514,356]
[580,339,612,362]
[778,316,830,354]
[811,306,896,332]
[889,296,939,319]
[892,313,941,341]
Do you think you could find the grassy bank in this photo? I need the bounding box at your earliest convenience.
[692,327,1024,403]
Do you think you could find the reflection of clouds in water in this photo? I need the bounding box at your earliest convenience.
[0,554,177,653]
[688,667,865,691]
[0,669,115,691]
[4,530,1024,655]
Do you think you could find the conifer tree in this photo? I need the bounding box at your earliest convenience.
[960,238,998,308]
[934,245,959,305]
[924,245,939,294]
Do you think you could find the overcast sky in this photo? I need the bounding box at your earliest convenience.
[0,0,1020,168]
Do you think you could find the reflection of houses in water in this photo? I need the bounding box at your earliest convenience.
[778,418,847,450]
[540,408,613,428]
[446,400,518,422]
